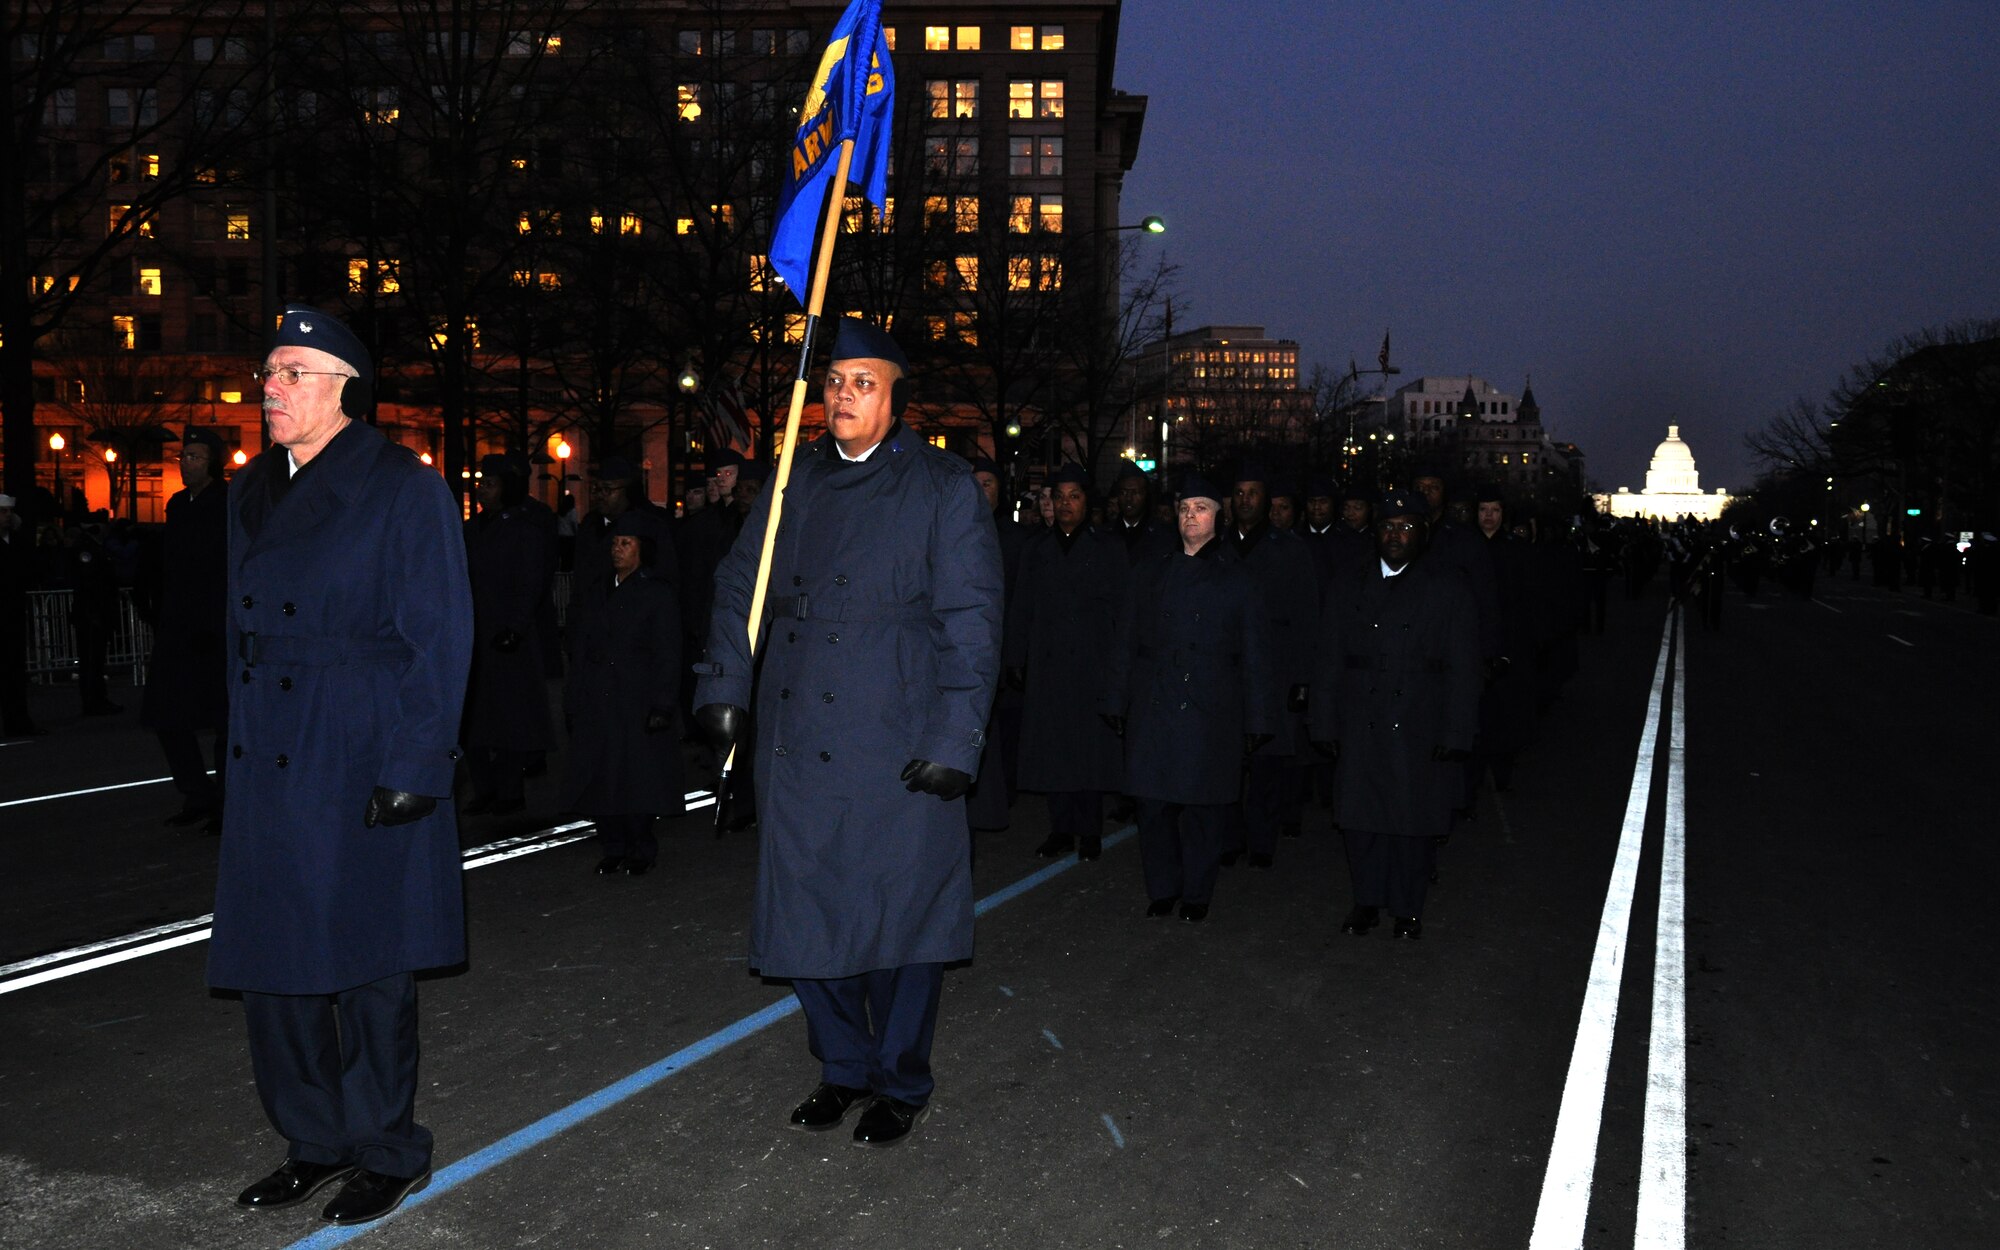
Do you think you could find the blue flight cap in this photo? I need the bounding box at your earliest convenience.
[1179,471,1225,506]
[737,459,770,484]
[272,305,371,384]
[182,426,227,455]
[1267,474,1299,502]
[829,317,908,371]
[707,447,745,471]
[1233,459,1270,486]
[1376,490,1427,522]
[594,456,642,482]
[479,452,527,478]
[1304,474,1337,501]
[1050,462,1091,491]
[967,455,1001,476]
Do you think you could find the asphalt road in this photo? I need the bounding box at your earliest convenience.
[0,574,1992,1250]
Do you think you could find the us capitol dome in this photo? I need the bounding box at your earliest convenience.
[1597,424,1731,521]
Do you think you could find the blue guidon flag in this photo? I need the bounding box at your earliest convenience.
[769,0,894,300]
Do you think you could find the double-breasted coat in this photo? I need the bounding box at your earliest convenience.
[139,480,229,732]
[696,424,1002,980]
[560,566,685,816]
[1006,525,1128,794]
[463,500,558,753]
[208,422,473,995]
[1477,530,1541,755]
[1099,540,1275,806]
[1231,523,1319,756]
[1309,557,1481,840]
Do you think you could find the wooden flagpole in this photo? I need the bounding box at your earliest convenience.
[715,139,856,828]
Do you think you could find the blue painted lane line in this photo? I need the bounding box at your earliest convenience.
[1101,1114,1126,1148]
[285,824,1137,1247]
[1042,1028,1064,1050]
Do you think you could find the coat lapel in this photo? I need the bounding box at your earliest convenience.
[242,423,381,560]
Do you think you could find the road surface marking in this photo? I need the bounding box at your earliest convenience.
[1886,634,1915,648]
[281,826,1137,1249]
[1637,607,1689,1250]
[1530,608,1675,1250]
[1812,599,1843,614]
[1102,1114,1126,1148]
[0,811,702,995]
[0,774,179,809]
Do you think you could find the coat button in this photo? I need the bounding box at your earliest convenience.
[232,744,243,759]
[792,575,803,586]
[282,602,297,616]
[833,574,849,586]
[241,595,254,609]
[826,632,839,644]
[819,751,832,762]
[774,746,788,757]
[279,676,293,691]
[821,692,834,703]
[780,688,791,699]
[240,670,251,684]
[275,754,289,768]
[787,631,797,643]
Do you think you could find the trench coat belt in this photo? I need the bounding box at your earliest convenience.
[237,631,412,668]
[1135,644,1241,667]
[764,594,931,624]
[1343,654,1450,674]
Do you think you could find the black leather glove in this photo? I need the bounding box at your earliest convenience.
[1311,739,1340,761]
[901,758,972,800]
[364,786,436,828]
[1431,744,1471,763]
[493,629,522,653]
[1287,684,1309,714]
[1244,732,1274,756]
[1099,712,1125,738]
[644,708,673,734]
[1004,666,1027,691]
[694,703,748,752]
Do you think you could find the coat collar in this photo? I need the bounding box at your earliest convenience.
[236,421,389,553]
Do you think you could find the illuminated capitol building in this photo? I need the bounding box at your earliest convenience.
[1597,424,1731,522]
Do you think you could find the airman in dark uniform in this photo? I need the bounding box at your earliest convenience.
[694,319,1002,1148]
[461,453,557,814]
[1006,463,1128,859]
[1100,471,1275,922]
[140,426,230,831]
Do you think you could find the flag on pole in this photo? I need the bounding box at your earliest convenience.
[703,373,752,450]
[769,0,894,299]
[1378,329,1391,373]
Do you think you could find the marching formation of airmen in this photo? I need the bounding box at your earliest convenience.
[136,310,1664,1224]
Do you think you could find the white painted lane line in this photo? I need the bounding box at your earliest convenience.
[1812,599,1843,614]
[0,775,176,809]
[1530,608,1676,1250]
[1886,634,1915,648]
[0,796,707,996]
[1637,606,1689,1250]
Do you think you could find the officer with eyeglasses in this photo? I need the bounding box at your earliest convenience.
[210,305,473,1226]
[1309,490,1482,941]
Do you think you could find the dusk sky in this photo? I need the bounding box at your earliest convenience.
[1114,0,2000,493]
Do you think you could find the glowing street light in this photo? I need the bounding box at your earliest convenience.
[48,432,65,451]
[232,449,249,467]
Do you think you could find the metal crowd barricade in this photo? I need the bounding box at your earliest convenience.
[22,589,152,687]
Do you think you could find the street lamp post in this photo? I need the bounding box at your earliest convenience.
[48,432,66,508]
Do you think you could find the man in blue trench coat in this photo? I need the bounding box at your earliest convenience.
[209,306,473,1225]
[694,318,1002,1148]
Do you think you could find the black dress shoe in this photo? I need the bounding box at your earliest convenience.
[852,1096,928,1147]
[1247,852,1273,869]
[235,1158,356,1209]
[320,1168,430,1225]
[1144,897,1177,918]
[1392,916,1423,940]
[790,1081,872,1131]
[1216,849,1241,867]
[1178,901,1210,923]
[1341,906,1379,935]
[459,794,495,815]
[620,858,653,877]
[594,855,624,875]
[1076,835,1102,861]
[1033,833,1075,858]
